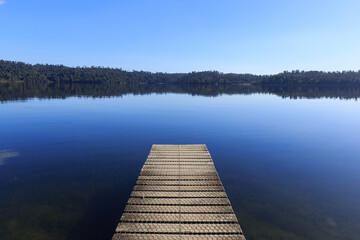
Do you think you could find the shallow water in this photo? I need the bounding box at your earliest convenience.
[1,87,360,240]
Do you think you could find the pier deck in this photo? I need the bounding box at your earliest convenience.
[112,144,246,240]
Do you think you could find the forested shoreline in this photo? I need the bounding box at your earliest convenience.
[1,60,360,85]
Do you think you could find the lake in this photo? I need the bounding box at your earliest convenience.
[1,83,360,240]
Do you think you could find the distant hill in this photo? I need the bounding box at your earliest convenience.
[1,60,360,85]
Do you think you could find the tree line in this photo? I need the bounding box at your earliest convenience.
[1,60,360,85]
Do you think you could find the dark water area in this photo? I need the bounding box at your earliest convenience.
[1,82,360,101]
[1,83,360,240]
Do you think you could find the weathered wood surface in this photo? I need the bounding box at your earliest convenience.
[112,144,246,240]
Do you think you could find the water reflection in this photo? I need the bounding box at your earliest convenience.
[1,82,360,102]
[0,87,359,240]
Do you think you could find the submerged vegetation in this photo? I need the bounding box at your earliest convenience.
[1,60,360,85]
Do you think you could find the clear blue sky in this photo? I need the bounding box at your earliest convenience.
[1,0,359,74]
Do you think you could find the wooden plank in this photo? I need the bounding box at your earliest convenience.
[123,205,235,213]
[112,144,246,240]
[132,185,224,191]
[135,180,222,186]
[120,213,238,223]
[116,222,242,234]
[130,191,228,198]
[126,197,230,205]
[137,175,220,180]
[142,165,216,168]
[113,234,244,240]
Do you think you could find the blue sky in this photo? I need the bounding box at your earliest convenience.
[1,0,359,74]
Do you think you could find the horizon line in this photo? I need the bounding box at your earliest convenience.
[2,59,360,76]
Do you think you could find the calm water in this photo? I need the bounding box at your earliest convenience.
[1,85,360,240]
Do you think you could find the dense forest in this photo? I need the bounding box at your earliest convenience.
[1,60,360,85]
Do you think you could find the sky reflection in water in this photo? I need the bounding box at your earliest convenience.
[0,93,360,240]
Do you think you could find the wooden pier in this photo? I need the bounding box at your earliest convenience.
[112,144,246,240]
